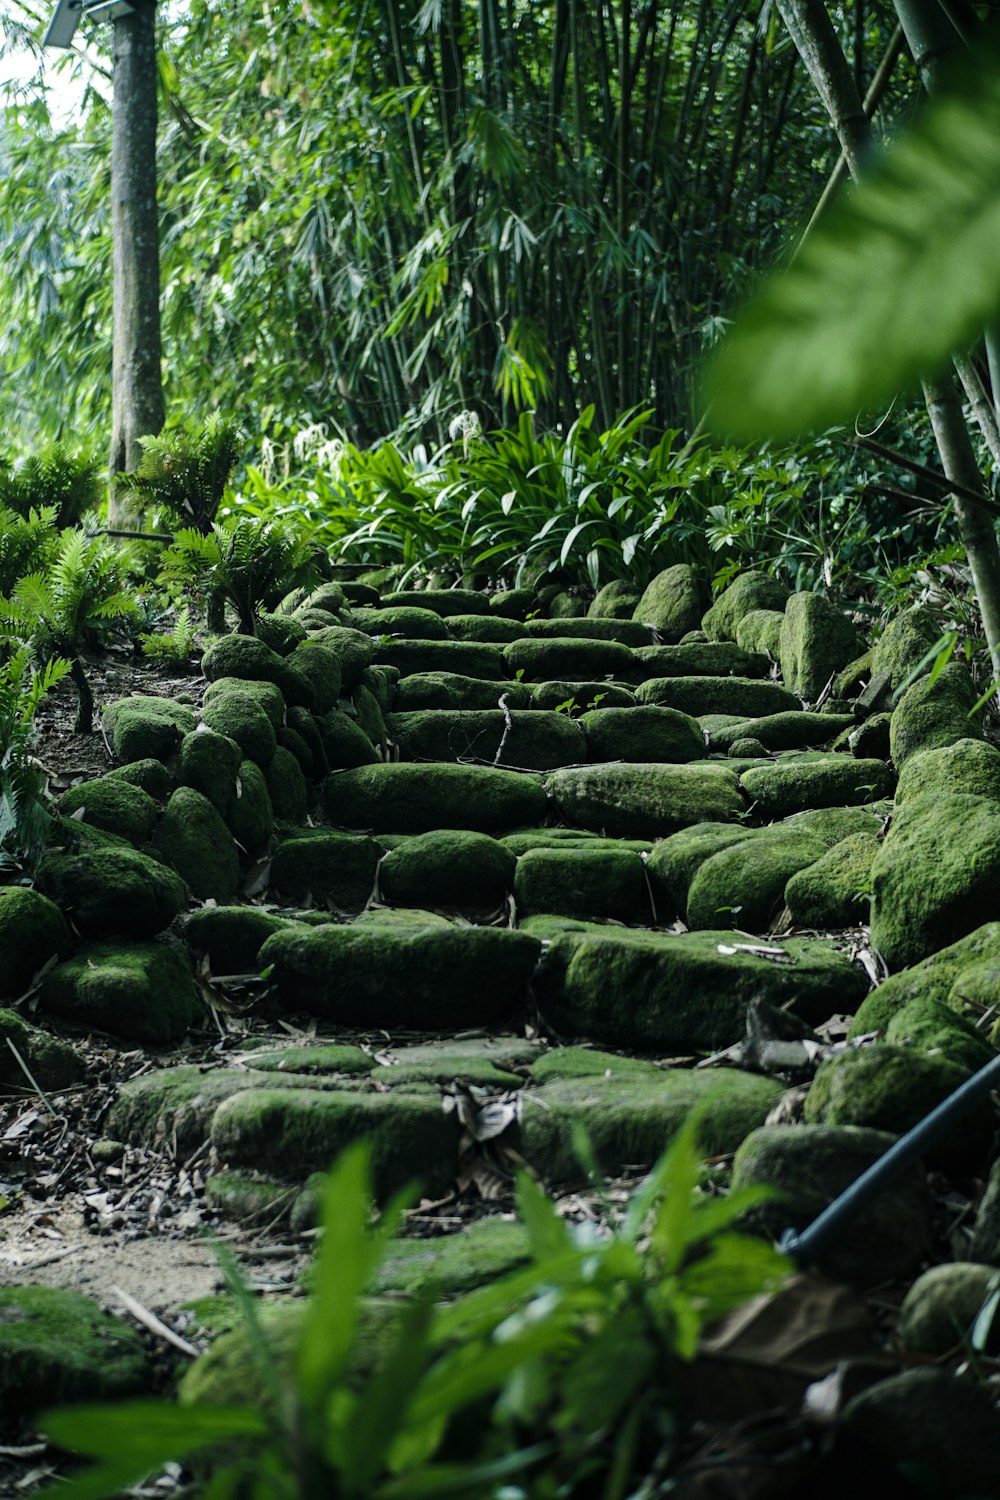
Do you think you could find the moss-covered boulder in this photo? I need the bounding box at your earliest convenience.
[884,995,995,1075]
[393,672,532,712]
[0,886,71,997]
[889,661,983,767]
[870,793,1000,969]
[734,608,785,658]
[522,1069,781,1182]
[444,613,524,643]
[778,592,863,702]
[263,744,308,823]
[513,844,648,922]
[177,728,242,814]
[502,637,635,683]
[0,1286,149,1415]
[38,939,201,1042]
[731,1124,931,1286]
[579,704,705,764]
[153,786,240,901]
[849,923,1000,1036]
[645,823,759,918]
[378,830,515,914]
[546,762,743,838]
[324,762,548,833]
[255,611,307,656]
[491,586,536,619]
[895,736,1000,806]
[270,830,382,910]
[702,571,790,642]
[58,775,159,845]
[37,847,186,938]
[373,639,505,681]
[686,832,826,930]
[250,1042,376,1076]
[200,692,278,768]
[105,758,174,800]
[103,695,197,764]
[523,617,650,648]
[528,1046,662,1082]
[259,923,541,1028]
[184,905,294,973]
[784,831,878,928]
[284,706,328,776]
[804,1044,989,1164]
[108,1063,338,1152]
[0,1008,83,1093]
[589,580,642,619]
[351,605,451,640]
[740,757,894,818]
[898,1263,999,1356]
[285,641,343,714]
[309,625,376,687]
[536,927,866,1049]
[372,1219,530,1296]
[847,712,891,759]
[530,680,636,712]
[710,711,854,754]
[871,603,942,689]
[202,676,286,729]
[315,707,380,768]
[630,564,703,641]
[201,633,312,705]
[382,588,489,617]
[636,675,798,718]
[634,642,769,679]
[388,708,585,770]
[225,759,273,855]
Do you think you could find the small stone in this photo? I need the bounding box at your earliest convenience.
[177,728,242,814]
[202,676,286,728]
[58,775,159,845]
[269,830,382,910]
[898,1262,998,1356]
[734,608,785,658]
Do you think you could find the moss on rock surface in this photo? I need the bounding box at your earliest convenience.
[285,641,343,713]
[177,728,242,813]
[324,762,548,833]
[636,675,798,718]
[103,695,197,763]
[249,1043,376,1076]
[514,845,648,922]
[255,612,307,656]
[225,760,274,854]
[382,587,490,617]
[58,775,160,845]
[211,1087,461,1199]
[895,737,1000,805]
[732,1125,931,1286]
[351,605,451,640]
[589,580,642,619]
[530,680,636,712]
[521,1070,781,1181]
[502,637,635,683]
[537,927,865,1050]
[871,603,942,688]
[264,744,309,822]
[105,758,174,800]
[309,625,376,687]
[389,708,585,770]
[631,564,704,641]
[378,829,515,913]
[0,1008,83,1093]
[373,639,504,681]
[579,704,705,764]
[686,832,826,930]
[546,761,744,838]
[778,591,862,702]
[735,608,785,658]
[316,708,380,768]
[153,786,240,901]
[740,757,894,818]
[393,672,533,711]
[710,711,854,754]
[184,905,294,973]
[0,886,70,997]
[884,996,995,1074]
[784,832,878,928]
[202,676,286,729]
[702,570,790,642]
[259,923,541,1028]
[372,1219,530,1295]
[646,823,759,918]
[870,793,1000,969]
[441,613,524,643]
[201,633,307,702]
[634,642,769,679]
[39,940,201,1043]
[37,847,186,938]
[898,1263,999,1356]
[200,692,278,768]
[889,662,983,767]
[523,616,650,648]
[849,923,1000,1036]
[270,830,382,909]
[109,1064,320,1152]
[528,1046,663,1082]
[0,1286,149,1415]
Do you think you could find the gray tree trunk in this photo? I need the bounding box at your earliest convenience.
[108,0,164,524]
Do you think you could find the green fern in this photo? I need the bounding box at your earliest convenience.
[0,531,137,734]
[0,445,103,528]
[0,504,59,596]
[139,603,197,667]
[123,414,242,532]
[0,650,72,871]
[162,517,319,633]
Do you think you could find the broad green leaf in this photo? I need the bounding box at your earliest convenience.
[515,1169,574,1261]
[705,40,1000,438]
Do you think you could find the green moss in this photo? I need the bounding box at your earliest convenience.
[201,633,307,703]
[58,775,159,845]
[211,1086,461,1197]
[895,737,1000,805]
[177,728,241,813]
[37,847,186,938]
[579,704,705,764]
[255,612,307,656]
[633,642,769,679]
[324,762,548,834]
[200,692,278,768]
[352,683,388,755]
[0,886,70,997]
[263,744,309,823]
[636,675,799,717]
[734,609,785,658]
[530,680,636,712]
[884,996,995,1074]
[0,1286,149,1416]
[646,823,759,918]
[847,713,891,759]
[732,1124,930,1286]
[302,583,347,615]
[382,588,490,617]
[501,829,652,856]
[184,905,294,972]
[153,786,240,901]
[630,564,703,641]
[849,923,1000,1037]
[779,805,884,845]
[589,580,641,619]
[284,708,328,776]
[545,589,584,617]
[372,638,507,683]
[286,641,343,714]
[778,592,863,702]
[371,1220,530,1296]
[523,617,649,647]
[871,604,942,688]
[357,665,397,713]
[202,676,286,728]
[686,832,826,930]
[392,672,532,711]
[249,1043,375,1076]
[357,605,456,639]
[521,1070,782,1181]
[270,830,382,909]
[890,662,983,767]
[103,695,197,764]
[309,625,376,688]
[740,757,894,818]
[105,758,174,800]
[388,708,585,770]
[490,587,536,618]
[259,924,541,1029]
[528,1046,663,1082]
[441,615,529,643]
[784,832,878,928]
[536,927,867,1050]
[0,1008,83,1093]
[225,759,274,854]
[514,845,648,922]
[702,571,790,642]
[898,1264,999,1356]
[369,1055,524,1088]
[871,793,1000,969]
[545,761,744,838]
[502,637,635,683]
[109,1064,297,1151]
[204,1170,297,1223]
[315,708,380,768]
[710,711,854,754]
[39,939,201,1043]
[379,829,515,913]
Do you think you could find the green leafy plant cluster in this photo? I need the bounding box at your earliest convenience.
[37,1119,787,1499]
[124,415,242,533]
[163,517,320,635]
[0,649,71,870]
[0,444,103,529]
[139,603,197,668]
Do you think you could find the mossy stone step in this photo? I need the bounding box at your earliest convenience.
[378,829,515,914]
[270,830,383,910]
[514,845,649,923]
[0,1007,83,1094]
[388,708,586,770]
[849,922,1000,1037]
[392,672,533,711]
[373,639,505,680]
[0,886,70,998]
[636,675,799,717]
[529,680,636,712]
[103,695,197,764]
[503,637,636,682]
[0,1287,149,1416]
[545,762,744,838]
[444,614,526,643]
[578,704,705,763]
[324,762,547,833]
[350,605,452,640]
[39,940,201,1043]
[521,617,651,648]
[784,832,879,928]
[382,588,491,616]
[739,757,895,818]
[58,775,160,845]
[37,846,187,939]
[685,831,827,930]
[633,643,769,678]
[646,823,760,918]
[709,711,855,753]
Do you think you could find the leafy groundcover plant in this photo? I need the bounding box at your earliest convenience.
[36,1118,787,1499]
[0,649,71,870]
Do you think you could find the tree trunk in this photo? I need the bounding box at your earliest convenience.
[108,0,165,525]
[70,657,94,737]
